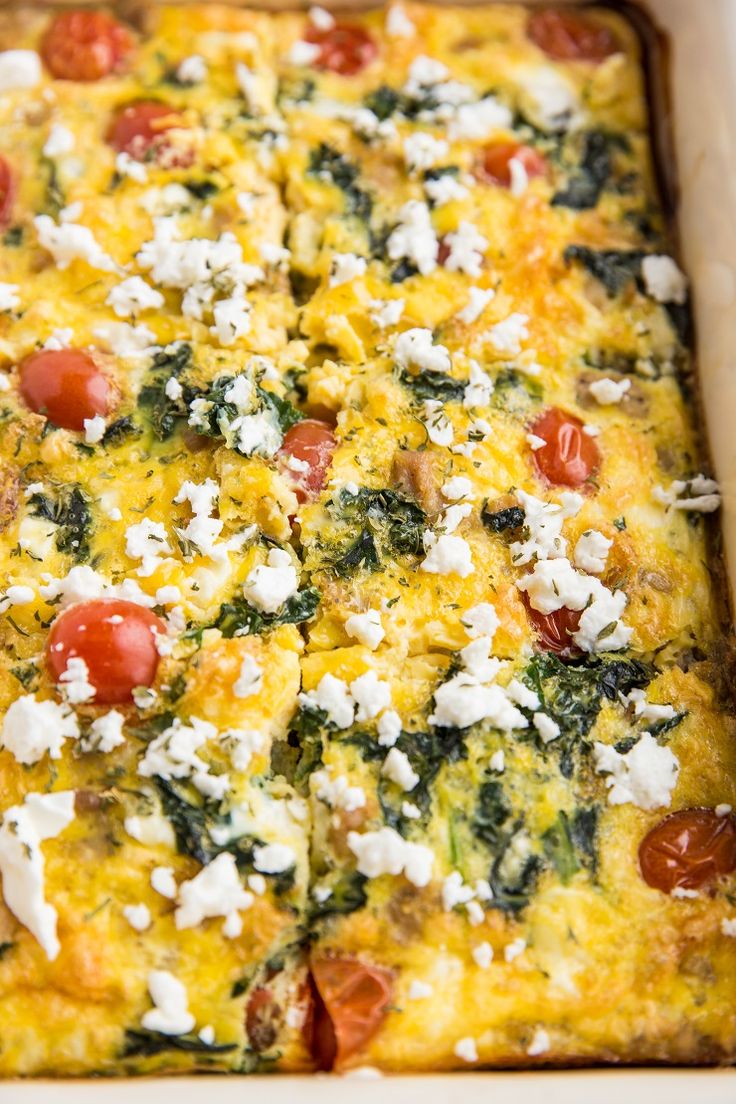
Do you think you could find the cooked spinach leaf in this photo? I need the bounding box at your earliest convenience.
[209,585,320,638]
[552,130,627,210]
[102,415,141,447]
[542,807,598,883]
[309,872,368,921]
[364,85,401,120]
[292,705,327,785]
[472,779,512,849]
[398,367,466,403]
[307,143,372,221]
[29,485,92,561]
[481,503,524,534]
[488,835,542,915]
[564,245,645,297]
[377,726,467,829]
[122,1030,236,1058]
[326,487,426,576]
[138,342,193,439]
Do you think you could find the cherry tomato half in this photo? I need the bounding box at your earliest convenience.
[639,808,736,895]
[0,156,16,229]
[19,348,110,432]
[278,419,336,503]
[41,10,133,81]
[529,407,600,489]
[304,23,378,75]
[524,596,582,659]
[308,958,393,1070]
[108,101,184,162]
[527,8,619,63]
[46,599,165,705]
[477,142,547,188]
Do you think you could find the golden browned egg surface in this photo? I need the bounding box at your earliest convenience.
[0,1,734,1078]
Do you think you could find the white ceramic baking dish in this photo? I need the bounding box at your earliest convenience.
[5,0,736,1097]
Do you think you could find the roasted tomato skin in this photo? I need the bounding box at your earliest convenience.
[308,958,393,1070]
[19,349,110,432]
[41,10,133,81]
[477,142,547,188]
[278,419,337,503]
[46,599,165,705]
[639,808,736,894]
[0,156,16,228]
[304,23,378,75]
[530,407,600,489]
[524,597,582,659]
[527,8,619,62]
[108,101,183,161]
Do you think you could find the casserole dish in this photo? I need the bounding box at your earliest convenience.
[0,0,735,1093]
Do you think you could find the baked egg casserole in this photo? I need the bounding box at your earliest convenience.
[0,1,734,1077]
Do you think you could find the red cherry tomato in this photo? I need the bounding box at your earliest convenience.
[19,348,110,432]
[279,419,336,503]
[308,958,393,1069]
[41,10,133,81]
[639,809,736,895]
[524,596,582,659]
[304,23,378,75]
[46,599,165,705]
[529,407,600,489]
[108,101,184,162]
[527,8,619,63]
[477,142,547,188]
[0,156,15,229]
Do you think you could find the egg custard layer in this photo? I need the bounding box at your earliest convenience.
[0,1,734,1078]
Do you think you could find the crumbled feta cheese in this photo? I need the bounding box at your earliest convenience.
[424,172,469,206]
[370,298,404,329]
[394,327,451,373]
[442,220,487,278]
[351,670,392,722]
[151,866,177,898]
[309,5,335,30]
[345,608,385,650]
[382,747,419,791]
[125,814,175,849]
[505,678,540,710]
[463,359,494,408]
[253,842,296,874]
[456,286,495,325]
[386,3,415,36]
[377,709,402,747]
[43,123,75,159]
[641,255,688,305]
[589,377,631,405]
[430,674,527,731]
[232,654,263,699]
[721,917,736,937]
[313,768,366,813]
[124,903,152,932]
[175,852,253,934]
[593,733,679,810]
[210,293,251,345]
[454,1037,478,1063]
[142,971,195,1036]
[287,40,321,66]
[485,312,529,355]
[421,533,473,577]
[472,941,493,968]
[116,151,148,183]
[516,555,600,611]
[83,414,106,444]
[0,790,75,960]
[93,321,156,358]
[125,518,172,577]
[0,50,42,93]
[387,200,438,276]
[403,132,448,175]
[442,476,473,500]
[653,474,721,513]
[533,712,560,744]
[516,65,579,132]
[301,673,355,729]
[408,979,433,999]
[489,749,505,772]
[330,252,367,287]
[34,214,117,272]
[504,937,526,963]
[620,691,676,727]
[511,490,582,566]
[508,156,530,196]
[57,656,96,704]
[176,54,207,84]
[422,398,454,446]
[574,530,612,574]
[402,801,421,819]
[0,282,19,312]
[165,376,183,401]
[448,96,512,141]
[348,826,434,887]
[1,695,79,765]
[81,709,125,754]
[242,547,298,613]
[138,716,229,801]
[107,276,164,318]
[527,1027,550,1056]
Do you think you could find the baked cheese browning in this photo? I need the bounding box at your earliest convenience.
[0,0,734,1078]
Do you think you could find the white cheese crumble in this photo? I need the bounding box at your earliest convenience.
[593,733,679,810]
[142,971,195,1036]
[442,221,487,278]
[527,1027,551,1056]
[287,40,322,67]
[387,200,438,276]
[1,695,79,765]
[442,475,473,500]
[125,814,175,849]
[533,712,560,744]
[175,852,253,935]
[403,132,448,175]
[43,123,75,158]
[0,282,20,312]
[348,826,434,887]
[93,321,156,358]
[394,327,451,373]
[345,608,385,650]
[125,518,173,577]
[313,769,366,813]
[422,398,454,447]
[81,710,125,754]
[151,866,177,898]
[516,65,579,132]
[232,654,263,700]
[381,747,419,791]
[138,716,229,801]
[57,656,96,704]
[253,842,296,874]
[377,709,402,747]
[472,941,494,968]
[589,377,631,405]
[309,6,335,30]
[386,3,415,36]
[176,54,207,84]
[453,1037,478,1063]
[448,95,512,141]
[0,791,75,960]
[0,50,42,93]
[34,214,117,273]
[653,474,721,513]
[242,547,298,613]
[574,530,612,574]
[424,173,469,206]
[456,286,495,325]
[83,414,106,445]
[407,979,433,999]
[107,276,164,318]
[370,297,404,329]
[641,255,688,305]
[461,601,500,640]
[485,312,529,355]
[517,557,632,652]
[123,903,152,932]
[421,534,474,578]
[329,252,367,287]
[721,917,736,937]
[504,937,526,963]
